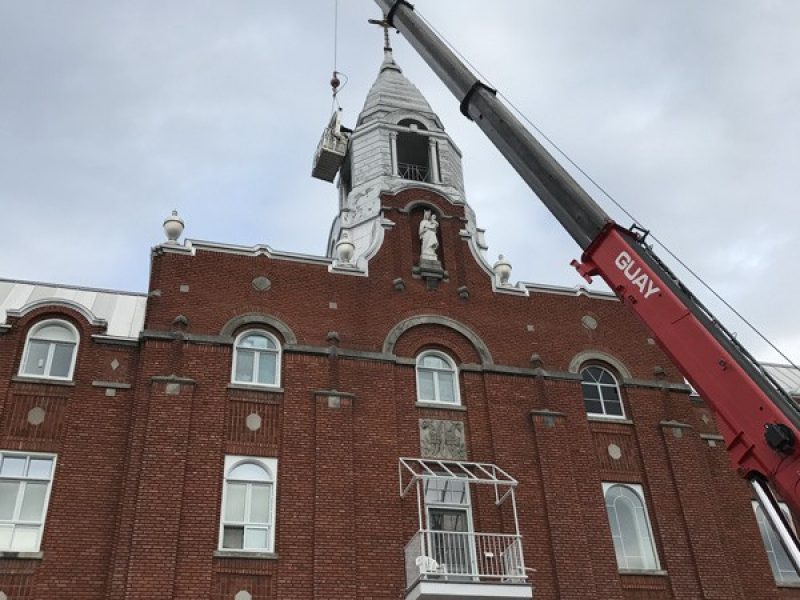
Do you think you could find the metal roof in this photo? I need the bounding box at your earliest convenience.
[763,363,800,397]
[359,51,436,123]
[0,278,146,340]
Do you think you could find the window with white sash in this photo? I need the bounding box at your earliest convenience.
[231,331,281,387]
[0,452,56,552]
[219,456,277,552]
[582,366,624,418]
[416,351,460,405]
[603,482,660,571]
[19,319,79,380]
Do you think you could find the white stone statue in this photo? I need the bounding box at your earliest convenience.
[418,210,439,262]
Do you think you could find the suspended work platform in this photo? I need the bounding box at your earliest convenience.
[312,109,350,182]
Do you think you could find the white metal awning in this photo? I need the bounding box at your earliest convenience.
[399,458,518,505]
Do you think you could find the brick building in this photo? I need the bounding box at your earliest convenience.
[0,43,799,600]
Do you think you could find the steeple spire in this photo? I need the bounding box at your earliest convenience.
[325,21,475,269]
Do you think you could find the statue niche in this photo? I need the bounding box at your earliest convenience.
[412,206,447,289]
[419,209,439,262]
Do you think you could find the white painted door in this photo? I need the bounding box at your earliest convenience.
[424,477,477,577]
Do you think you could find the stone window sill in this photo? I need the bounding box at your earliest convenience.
[0,551,44,560]
[213,550,278,560]
[415,402,466,412]
[92,380,132,389]
[11,375,75,387]
[619,569,668,577]
[226,383,284,393]
[587,415,633,425]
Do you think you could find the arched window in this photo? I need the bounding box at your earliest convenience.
[581,365,624,418]
[396,119,431,182]
[753,501,800,585]
[219,457,277,552]
[232,331,281,387]
[603,483,660,571]
[19,319,79,380]
[416,351,460,405]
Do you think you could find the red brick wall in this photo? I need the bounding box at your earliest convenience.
[0,307,137,598]
[0,186,795,599]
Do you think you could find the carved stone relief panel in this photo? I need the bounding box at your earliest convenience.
[419,419,466,460]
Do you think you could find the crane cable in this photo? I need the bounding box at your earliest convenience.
[414,9,799,371]
[333,0,338,75]
[330,0,348,112]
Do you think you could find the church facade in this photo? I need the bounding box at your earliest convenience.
[0,45,798,600]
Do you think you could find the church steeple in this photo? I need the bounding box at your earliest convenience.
[327,20,474,270]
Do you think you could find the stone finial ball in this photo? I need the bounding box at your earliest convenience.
[163,209,185,243]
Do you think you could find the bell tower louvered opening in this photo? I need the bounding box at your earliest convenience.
[396,119,431,182]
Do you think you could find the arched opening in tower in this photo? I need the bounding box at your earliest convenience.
[396,119,430,182]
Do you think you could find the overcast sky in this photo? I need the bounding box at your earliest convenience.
[0,1,797,364]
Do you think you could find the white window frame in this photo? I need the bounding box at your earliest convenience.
[424,476,474,523]
[218,456,277,553]
[416,350,460,406]
[0,451,57,553]
[423,474,477,576]
[602,482,660,572]
[581,365,625,419]
[231,330,281,388]
[752,501,800,586]
[18,319,79,381]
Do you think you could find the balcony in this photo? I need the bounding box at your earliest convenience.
[404,530,532,600]
[399,458,535,600]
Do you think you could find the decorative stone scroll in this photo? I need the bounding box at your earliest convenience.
[419,419,467,460]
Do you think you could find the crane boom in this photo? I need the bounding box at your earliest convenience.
[375,0,800,564]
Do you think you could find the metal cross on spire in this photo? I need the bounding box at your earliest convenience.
[367,16,393,54]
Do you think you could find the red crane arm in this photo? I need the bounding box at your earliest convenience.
[574,224,800,516]
[375,0,800,564]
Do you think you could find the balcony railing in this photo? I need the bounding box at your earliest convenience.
[398,162,430,182]
[405,529,527,588]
